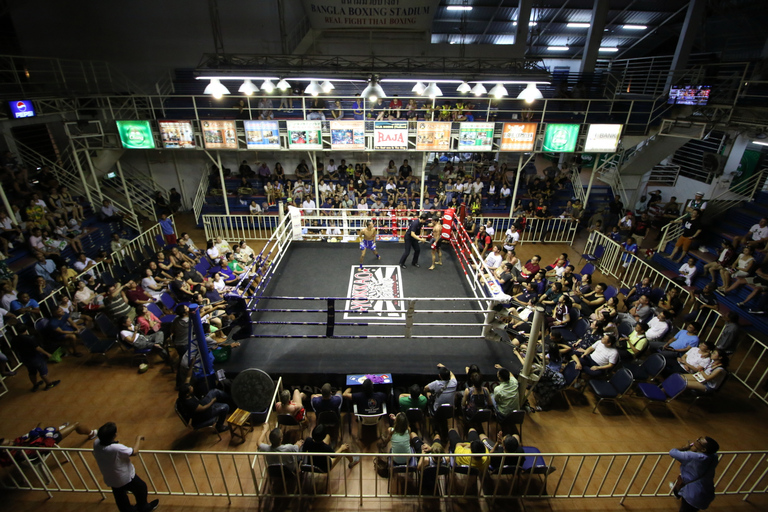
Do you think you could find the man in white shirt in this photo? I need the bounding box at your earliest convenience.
[301,196,316,216]
[500,184,512,207]
[318,179,332,201]
[484,220,495,238]
[470,178,484,202]
[573,334,620,378]
[503,225,520,252]
[483,245,503,272]
[732,217,768,250]
[92,422,159,512]
[646,311,670,342]
[73,252,97,277]
[326,159,339,178]
[101,200,125,224]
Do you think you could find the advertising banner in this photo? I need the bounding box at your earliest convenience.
[416,121,452,151]
[201,120,238,150]
[542,124,580,153]
[116,120,155,149]
[244,120,281,150]
[301,0,439,31]
[158,120,195,149]
[584,124,623,153]
[287,120,323,150]
[500,122,537,152]
[9,100,35,119]
[330,120,365,150]
[373,120,408,150]
[458,122,495,151]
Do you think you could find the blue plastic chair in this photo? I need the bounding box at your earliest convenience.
[579,263,595,276]
[637,373,687,411]
[625,353,666,382]
[588,368,634,414]
[147,302,176,324]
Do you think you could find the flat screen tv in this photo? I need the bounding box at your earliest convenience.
[668,85,711,106]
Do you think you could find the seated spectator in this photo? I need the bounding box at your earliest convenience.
[30,275,56,302]
[73,252,97,277]
[518,255,541,282]
[651,322,701,361]
[141,268,166,299]
[0,281,18,310]
[675,257,698,287]
[10,291,40,318]
[378,412,414,464]
[461,372,492,430]
[104,283,135,323]
[684,283,719,324]
[731,217,768,251]
[59,186,84,221]
[29,227,60,259]
[118,315,169,364]
[11,324,60,391]
[398,383,427,412]
[135,305,162,336]
[619,277,652,310]
[257,427,302,475]
[646,311,671,343]
[423,364,457,416]
[343,378,387,416]
[561,319,605,356]
[74,280,103,312]
[48,306,83,357]
[480,431,523,470]
[169,269,196,302]
[682,350,729,393]
[448,428,489,472]
[617,295,653,329]
[311,383,342,415]
[176,383,229,433]
[656,286,684,316]
[179,233,201,257]
[572,334,619,380]
[666,342,713,376]
[100,199,126,226]
[573,283,607,316]
[491,365,519,421]
[274,389,307,422]
[547,294,572,329]
[617,322,649,361]
[302,425,358,471]
[703,240,736,282]
[718,247,755,292]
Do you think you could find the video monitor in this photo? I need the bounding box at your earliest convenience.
[668,85,711,106]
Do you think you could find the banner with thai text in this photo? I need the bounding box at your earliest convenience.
[416,121,452,151]
[500,122,537,152]
[302,0,439,31]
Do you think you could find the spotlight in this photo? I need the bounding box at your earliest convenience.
[470,83,487,96]
[361,78,386,101]
[516,83,543,103]
[276,78,291,90]
[238,79,259,95]
[457,82,472,93]
[423,82,443,98]
[261,79,276,93]
[304,80,323,96]
[412,82,426,95]
[321,80,335,93]
[489,83,508,99]
[204,78,230,99]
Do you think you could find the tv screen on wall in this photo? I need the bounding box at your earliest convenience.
[668,85,711,106]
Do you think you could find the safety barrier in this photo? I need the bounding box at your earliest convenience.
[1,443,765,505]
[478,216,579,247]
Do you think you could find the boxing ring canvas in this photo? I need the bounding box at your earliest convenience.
[218,241,521,377]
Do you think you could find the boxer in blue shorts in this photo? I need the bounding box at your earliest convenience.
[358,220,381,269]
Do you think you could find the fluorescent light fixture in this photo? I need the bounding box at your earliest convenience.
[238,79,259,95]
[517,83,544,103]
[752,141,768,147]
[446,5,472,10]
[622,24,647,30]
[547,46,570,51]
[361,79,386,101]
[424,82,443,98]
[304,80,323,96]
[204,78,230,99]
[470,83,487,96]
[457,82,472,93]
[567,22,591,28]
[412,82,426,95]
[261,79,276,93]
[276,79,291,91]
[320,80,334,93]
[599,47,619,53]
[489,83,508,99]
[512,21,538,26]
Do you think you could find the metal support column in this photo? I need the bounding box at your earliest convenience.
[310,151,320,210]
[584,156,599,205]
[217,151,229,215]
[171,152,187,210]
[68,140,95,208]
[82,150,104,204]
[666,0,706,91]
[419,154,427,211]
[579,0,610,74]
[510,0,533,59]
[518,306,545,395]
[115,160,135,215]
[509,155,524,219]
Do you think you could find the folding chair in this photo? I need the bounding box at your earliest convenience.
[79,327,117,359]
[147,302,176,324]
[625,353,666,382]
[588,368,634,414]
[637,373,687,412]
[174,403,221,441]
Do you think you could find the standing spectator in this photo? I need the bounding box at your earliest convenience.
[491,364,519,421]
[667,209,703,263]
[668,436,719,512]
[158,214,176,246]
[92,422,159,512]
[424,363,458,415]
[11,324,60,391]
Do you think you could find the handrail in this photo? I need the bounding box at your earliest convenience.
[569,164,586,205]
[192,171,211,224]
[2,443,766,503]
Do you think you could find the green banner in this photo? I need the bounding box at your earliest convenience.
[542,124,579,153]
[116,120,155,149]
[731,149,761,192]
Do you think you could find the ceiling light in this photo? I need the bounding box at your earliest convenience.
[238,79,259,95]
[489,83,508,99]
[547,46,570,51]
[457,82,472,93]
[412,82,426,95]
[752,141,768,147]
[321,80,335,93]
[423,82,443,98]
[567,22,591,28]
[304,80,323,96]
[598,47,619,53]
[446,6,472,10]
[204,78,230,99]
[517,83,544,103]
[361,78,386,101]
[276,79,291,91]
[470,83,487,96]
[622,24,647,30]
[261,79,276,93]
[512,21,538,26]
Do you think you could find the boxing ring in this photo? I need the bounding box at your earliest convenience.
[214,208,522,376]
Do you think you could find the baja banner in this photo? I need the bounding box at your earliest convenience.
[116,120,155,149]
[201,120,238,150]
[330,120,365,150]
[500,122,537,152]
[584,124,623,153]
[416,121,452,151]
[302,0,439,31]
[344,265,406,320]
[542,123,580,153]
[287,120,323,150]
[374,120,408,150]
[244,120,281,149]
[458,122,495,151]
[158,120,195,149]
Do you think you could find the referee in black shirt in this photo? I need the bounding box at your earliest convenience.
[400,213,429,268]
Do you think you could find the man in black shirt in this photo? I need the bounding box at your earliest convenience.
[668,208,703,263]
[399,159,413,183]
[399,213,428,268]
[301,425,358,471]
[11,324,60,391]
[176,384,230,432]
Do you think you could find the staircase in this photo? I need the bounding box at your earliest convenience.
[99,159,169,221]
[596,154,629,206]
[618,135,691,176]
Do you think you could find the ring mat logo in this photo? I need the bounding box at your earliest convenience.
[344,265,405,320]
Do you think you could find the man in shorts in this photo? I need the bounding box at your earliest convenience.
[358,220,381,269]
[667,209,703,263]
[429,216,443,270]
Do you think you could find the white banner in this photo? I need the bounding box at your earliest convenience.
[374,120,408,150]
[302,0,439,31]
[584,124,623,153]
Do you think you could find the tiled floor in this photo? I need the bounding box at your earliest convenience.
[1,214,767,511]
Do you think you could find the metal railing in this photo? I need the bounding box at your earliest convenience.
[1,444,766,504]
[569,165,587,205]
[648,164,681,187]
[596,155,628,207]
[483,216,579,246]
[192,171,211,223]
[656,171,766,252]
